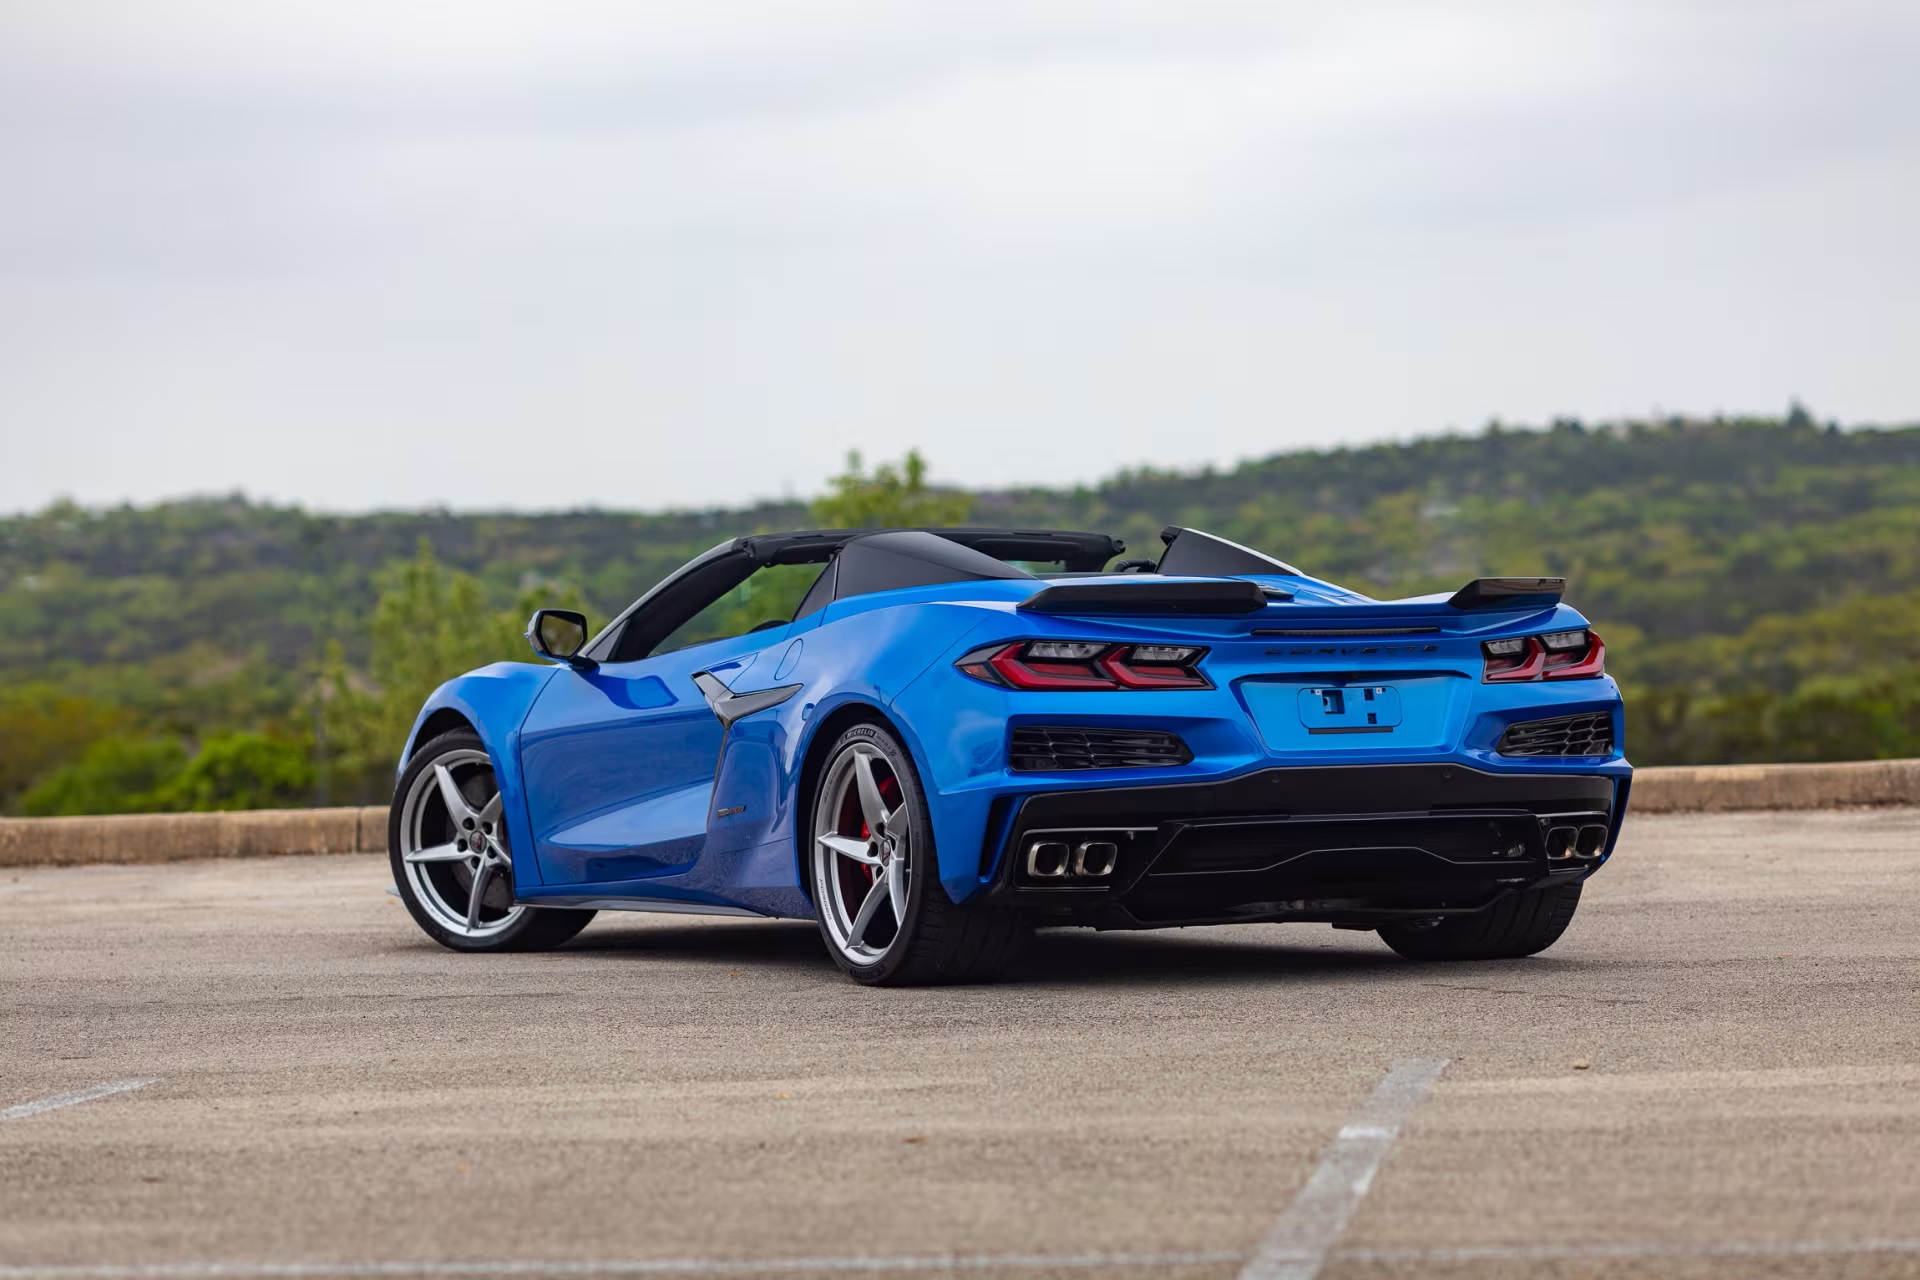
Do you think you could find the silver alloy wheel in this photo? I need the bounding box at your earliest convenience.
[398,746,525,939]
[812,743,912,965]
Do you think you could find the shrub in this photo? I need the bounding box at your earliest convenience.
[155,732,315,811]
[17,737,189,816]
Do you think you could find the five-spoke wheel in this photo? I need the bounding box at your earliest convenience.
[398,744,521,938]
[388,730,594,952]
[814,740,914,965]
[809,722,1029,985]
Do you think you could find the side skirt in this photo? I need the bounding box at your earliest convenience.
[517,895,771,918]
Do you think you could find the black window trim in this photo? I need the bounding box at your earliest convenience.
[583,527,1126,664]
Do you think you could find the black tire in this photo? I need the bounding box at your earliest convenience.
[389,730,595,953]
[808,722,1030,986]
[1376,881,1583,961]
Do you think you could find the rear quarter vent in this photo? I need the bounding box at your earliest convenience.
[1010,726,1192,771]
[1498,712,1614,757]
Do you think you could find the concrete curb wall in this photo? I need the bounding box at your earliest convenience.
[1,762,1915,868]
[0,806,388,868]
[1629,758,1920,814]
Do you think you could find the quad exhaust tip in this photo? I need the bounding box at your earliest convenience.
[1027,840,1072,878]
[1025,837,1118,880]
[1547,823,1610,860]
[1074,840,1119,877]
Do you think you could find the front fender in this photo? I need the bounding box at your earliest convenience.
[399,661,562,890]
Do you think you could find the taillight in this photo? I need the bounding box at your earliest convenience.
[957,641,1210,691]
[988,642,1115,690]
[1482,636,1544,682]
[1542,629,1605,679]
[1482,630,1606,682]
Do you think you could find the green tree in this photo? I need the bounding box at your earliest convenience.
[810,450,971,529]
[154,732,316,811]
[17,737,190,816]
[315,541,589,802]
[0,687,128,810]
[10,418,1920,792]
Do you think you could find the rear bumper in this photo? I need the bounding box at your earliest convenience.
[983,763,1624,929]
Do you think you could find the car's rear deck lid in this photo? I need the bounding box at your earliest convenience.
[1017,578,1268,615]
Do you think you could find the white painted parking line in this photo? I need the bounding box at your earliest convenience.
[0,1078,158,1122]
[1237,1057,1449,1280]
[1345,1236,1920,1263]
[0,1252,1242,1278]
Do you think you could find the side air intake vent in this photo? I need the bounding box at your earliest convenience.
[1010,727,1192,771]
[1498,712,1614,757]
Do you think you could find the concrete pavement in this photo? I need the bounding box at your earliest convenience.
[2,809,1917,1278]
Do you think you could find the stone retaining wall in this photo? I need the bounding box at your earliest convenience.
[1628,757,1920,813]
[1,761,1915,867]
[0,806,388,868]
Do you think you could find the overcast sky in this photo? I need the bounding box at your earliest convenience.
[2,0,1915,515]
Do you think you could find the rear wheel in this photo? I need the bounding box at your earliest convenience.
[389,730,594,952]
[1376,881,1583,961]
[809,722,1028,986]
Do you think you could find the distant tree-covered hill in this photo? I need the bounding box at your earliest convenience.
[3,412,1917,811]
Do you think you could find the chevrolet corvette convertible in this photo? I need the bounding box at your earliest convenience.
[389,526,1629,984]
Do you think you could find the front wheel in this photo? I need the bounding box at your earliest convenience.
[1376,881,1583,961]
[809,722,1028,986]
[389,730,595,952]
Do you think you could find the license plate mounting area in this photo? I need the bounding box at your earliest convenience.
[1297,685,1401,734]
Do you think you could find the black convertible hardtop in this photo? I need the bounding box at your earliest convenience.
[737,526,1122,572]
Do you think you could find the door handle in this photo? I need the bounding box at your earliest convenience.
[691,671,803,728]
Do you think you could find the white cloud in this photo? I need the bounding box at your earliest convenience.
[1,0,1915,512]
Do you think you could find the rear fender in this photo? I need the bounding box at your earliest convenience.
[765,602,998,902]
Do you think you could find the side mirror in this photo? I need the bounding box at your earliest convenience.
[526,609,594,669]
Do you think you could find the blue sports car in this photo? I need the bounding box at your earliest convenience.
[389,526,1629,985]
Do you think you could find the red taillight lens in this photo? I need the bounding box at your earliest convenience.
[1482,636,1545,682]
[1543,630,1605,680]
[988,643,1117,689]
[1482,630,1605,682]
[1099,645,1210,689]
[958,641,1210,691]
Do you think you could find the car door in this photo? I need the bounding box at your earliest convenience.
[516,556,820,887]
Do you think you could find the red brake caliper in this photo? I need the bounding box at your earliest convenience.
[853,775,902,887]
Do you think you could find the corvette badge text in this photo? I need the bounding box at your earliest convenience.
[1266,645,1442,657]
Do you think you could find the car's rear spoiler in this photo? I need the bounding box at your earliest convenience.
[1018,579,1267,616]
[1446,577,1566,610]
